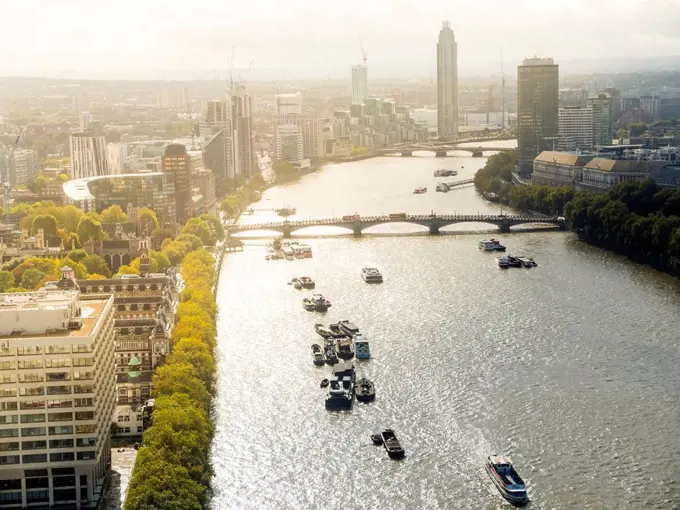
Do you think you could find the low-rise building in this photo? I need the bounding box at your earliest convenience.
[579,158,658,191]
[532,151,587,186]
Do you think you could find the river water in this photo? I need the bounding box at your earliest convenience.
[211,142,680,509]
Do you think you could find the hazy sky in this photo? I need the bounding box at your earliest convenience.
[1,0,678,78]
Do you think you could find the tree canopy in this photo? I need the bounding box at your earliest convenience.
[100,205,128,224]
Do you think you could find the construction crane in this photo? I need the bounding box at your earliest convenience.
[359,37,367,66]
[228,46,235,95]
[1,128,24,224]
[500,49,506,130]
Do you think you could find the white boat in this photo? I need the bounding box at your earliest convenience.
[361,267,383,283]
[282,246,294,260]
[479,240,497,251]
[413,186,427,194]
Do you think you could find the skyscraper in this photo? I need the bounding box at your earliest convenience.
[436,21,458,141]
[558,106,594,151]
[161,143,192,224]
[69,131,110,180]
[351,66,368,106]
[230,92,256,179]
[517,57,559,175]
[587,93,613,147]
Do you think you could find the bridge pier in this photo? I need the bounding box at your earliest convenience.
[429,224,440,234]
[282,225,292,238]
[401,150,412,157]
[352,221,363,236]
[499,220,511,233]
[435,150,447,157]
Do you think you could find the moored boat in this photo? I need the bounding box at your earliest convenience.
[325,363,355,410]
[433,169,458,177]
[380,429,405,460]
[302,294,331,312]
[314,323,344,339]
[355,378,375,402]
[479,240,497,251]
[323,341,338,365]
[413,186,427,194]
[485,455,528,505]
[338,320,360,337]
[517,256,537,268]
[489,239,506,252]
[506,255,522,268]
[361,267,383,283]
[354,336,371,360]
[497,256,510,269]
[336,337,354,360]
[297,276,315,288]
[282,246,294,260]
[311,344,324,366]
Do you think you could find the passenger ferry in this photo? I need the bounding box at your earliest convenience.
[433,169,458,177]
[479,239,506,252]
[413,186,427,194]
[485,455,528,505]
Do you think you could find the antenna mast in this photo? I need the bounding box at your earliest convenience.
[228,46,235,95]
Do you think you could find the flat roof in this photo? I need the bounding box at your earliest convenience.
[62,172,165,201]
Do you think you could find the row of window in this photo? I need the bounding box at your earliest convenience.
[0,424,97,438]
[0,384,96,398]
[116,426,143,434]
[0,398,93,411]
[117,414,143,422]
[0,358,94,370]
[0,345,93,358]
[0,437,96,451]
[0,372,98,384]
[0,451,96,465]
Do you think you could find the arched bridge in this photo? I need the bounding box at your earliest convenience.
[227,213,565,237]
[377,145,514,156]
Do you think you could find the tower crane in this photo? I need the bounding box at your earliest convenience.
[1,128,24,224]
[359,37,367,66]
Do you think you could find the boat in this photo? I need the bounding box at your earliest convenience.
[479,240,497,251]
[433,169,458,177]
[436,182,450,193]
[289,278,303,289]
[517,256,537,268]
[506,255,522,268]
[314,323,345,339]
[472,149,483,157]
[325,364,355,410]
[311,344,324,366]
[328,323,344,337]
[320,378,329,388]
[371,434,383,446]
[300,244,313,258]
[361,267,383,283]
[276,206,297,217]
[354,336,371,360]
[282,246,294,260]
[338,320,360,337]
[489,239,506,252]
[302,294,332,312]
[485,455,528,505]
[291,276,315,289]
[355,378,375,402]
[497,256,510,269]
[413,186,427,194]
[380,429,405,460]
[336,337,354,360]
[323,341,338,365]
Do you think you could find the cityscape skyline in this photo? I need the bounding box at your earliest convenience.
[1,0,679,79]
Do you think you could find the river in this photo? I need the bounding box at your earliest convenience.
[211,141,680,509]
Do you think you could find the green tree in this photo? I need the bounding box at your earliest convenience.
[77,213,106,244]
[180,218,213,246]
[628,122,648,137]
[31,214,58,239]
[138,207,159,234]
[174,234,202,251]
[151,228,174,249]
[152,363,211,411]
[199,214,224,241]
[0,271,15,292]
[61,205,84,233]
[81,254,111,278]
[99,205,128,224]
[67,249,87,263]
[21,268,46,289]
[150,250,171,272]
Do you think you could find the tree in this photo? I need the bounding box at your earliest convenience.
[138,207,159,234]
[161,242,187,266]
[81,254,111,278]
[21,268,46,289]
[220,195,242,218]
[199,214,224,241]
[151,228,174,249]
[628,122,648,137]
[174,234,202,251]
[59,258,89,279]
[130,256,159,274]
[61,205,84,233]
[31,214,58,239]
[152,363,211,411]
[116,265,139,275]
[180,218,213,246]
[100,205,128,224]
[150,250,171,273]
[617,128,629,139]
[172,315,216,349]
[0,271,15,292]
[87,273,107,280]
[67,249,87,263]
[77,213,106,245]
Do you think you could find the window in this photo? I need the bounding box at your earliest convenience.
[50,439,74,449]
[48,426,73,436]
[0,442,19,452]
[20,414,46,424]
[26,490,49,503]
[47,400,73,409]
[75,424,96,434]
[0,361,16,370]
[19,387,44,397]
[73,371,94,381]
[46,345,71,355]
[50,452,74,462]
[0,429,18,438]
[46,372,70,382]
[0,416,18,425]
[44,359,70,368]
[0,347,16,357]
[76,451,95,460]
[0,388,17,398]
[47,386,72,396]
[75,411,94,421]
[25,478,48,489]
[22,454,48,464]
[17,347,43,356]
[76,437,96,447]
[0,402,17,411]
[48,412,73,422]
[72,345,93,353]
[136,426,143,433]
[19,373,44,383]
[74,398,93,408]
[18,360,43,370]
[0,374,15,384]
[0,456,20,465]
[73,357,94,367]
[21,440,46,450]
[20,401,45,410]
[73,385,94,394]
[21,427,46,437]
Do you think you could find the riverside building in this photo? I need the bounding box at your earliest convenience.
[0,274,116,509]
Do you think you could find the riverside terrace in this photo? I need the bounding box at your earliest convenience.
[226,213,566,237]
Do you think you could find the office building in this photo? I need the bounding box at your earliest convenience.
[202,129,229,185]
[436,21,458,142]
[351,66,368,106]
[273,114,324,158]
[275,125,304,162]
[106,143,127,175]
[0,281,116,508]
[230,93,256,179]
[275,93,303,115]
[69,131,110,180]
[199,100,231,139]
[559,88,588,108]
[640,95,660,120]
[517,57,559,175]
[587,93,613,147]
[79,112,91,132]
[532,151,587,186]
[62,173,177,228]
[8,149,39,188]
[161,144,192,224]
[558,106,594,151]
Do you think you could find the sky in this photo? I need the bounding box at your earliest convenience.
[0,0,679,78]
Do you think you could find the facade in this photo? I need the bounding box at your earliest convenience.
[351,66,368,106]
[161,144,192,224]
[639,95,660,120]
[192,169,217,215]
[587,93,613,147]
[201,100,231,137]
[517,57,559,175]
[557,106,593,151]
[559,88,588,108]
[230,93,256,179]
[272,114,323,158]
[275,93,302,115]
[8,149,39,188]
[202,129,228,186]
[275,125,304,162]
[0,285,116,508]
[413,109,438,133]
[436,21,458,141]
[62,173,177,228]
[69,131,110,180]
[532,151,587,186]
[106,143,127,175]
[580,158,655,190]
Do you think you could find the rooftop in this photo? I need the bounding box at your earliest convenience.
[535,151,586,167]
[62,172,165,201]
[584,158,657,173]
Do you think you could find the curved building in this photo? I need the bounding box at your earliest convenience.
[62,172,176,226]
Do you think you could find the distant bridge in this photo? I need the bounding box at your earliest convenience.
[227,213,564,237]
[378,144,514,156]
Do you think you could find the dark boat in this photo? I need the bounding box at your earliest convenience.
[485,455,528,506]
[355,378,375,402]
[311,344,324,366]
[302,294,331,312]
[336,337,354,360]
[371,434,383,446]
[472,149,483,157]
[323,341,338,365]
[297,276,315,289]
[315,323,345,339]
[506,255,522,268]
[320,378,329,388]
[325,364,356,410]
[338,320,360,337]
[489,239,506,252]
[328,323,344,337]
[517,256,537,268]
[380,429,405,459]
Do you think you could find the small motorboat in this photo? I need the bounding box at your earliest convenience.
[328,323,344,337]
[497,256,510,269]
[354,336,371,360]
[302,294,331,312]
[489,239,506,252]
[371,434,383,446]
[336,337,354,360]
[290,276,315,289]
[361,267,383,283]
[289,278,303,289]
[338,320,360,337]
[311,344,324,366]
[413,186,427,194]
[485,455,528,506]
[506,255,522,268]
[380,429,405,460]
[355,378,375,402]
[324,341,338,365]
[517,256,537,268]
[314,323,344,339]
[320,378,329,388]
[325,364,355,410]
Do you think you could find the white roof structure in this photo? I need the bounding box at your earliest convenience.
[62,172,164,201]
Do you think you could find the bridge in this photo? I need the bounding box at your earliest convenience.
[377,144,514,157]
[226,213,565,237]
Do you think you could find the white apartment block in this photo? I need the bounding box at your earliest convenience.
[272,114,323,158]
[8,149,39,188]
[558,106,594,151]
[275,125,303,162]
[275,93,302,115]
[106,143,128,175]
[0,283,116,508]
[351,66,368,106]
[69,132,110,180]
